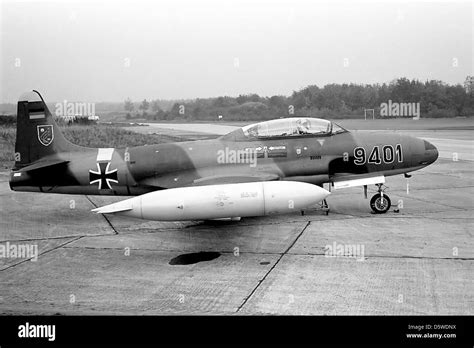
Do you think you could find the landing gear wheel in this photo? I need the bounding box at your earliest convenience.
[370,193,391,214]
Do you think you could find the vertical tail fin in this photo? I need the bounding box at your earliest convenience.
[14,90,80,169]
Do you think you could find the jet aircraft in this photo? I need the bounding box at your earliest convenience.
[10,91,439,221]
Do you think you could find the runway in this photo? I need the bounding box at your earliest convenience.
[0,127,472,315]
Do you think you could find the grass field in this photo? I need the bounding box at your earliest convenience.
[0,125,180,169]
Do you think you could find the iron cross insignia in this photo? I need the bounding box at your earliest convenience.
[89,162,118,190]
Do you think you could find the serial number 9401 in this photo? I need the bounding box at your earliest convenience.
[353,144,403,165]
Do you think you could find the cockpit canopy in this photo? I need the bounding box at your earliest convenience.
[223,117,347,141]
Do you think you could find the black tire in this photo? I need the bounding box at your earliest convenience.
[370,193,391,214]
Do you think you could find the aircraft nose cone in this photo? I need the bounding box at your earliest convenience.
[423,140,439,165]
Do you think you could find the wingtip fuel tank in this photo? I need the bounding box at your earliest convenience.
[92,181,330,221]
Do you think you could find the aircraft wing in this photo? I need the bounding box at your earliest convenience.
[331,173,385,189]
[138,172,281,189]
[192,173,280,186]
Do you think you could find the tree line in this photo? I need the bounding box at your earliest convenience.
[124,76,474,121]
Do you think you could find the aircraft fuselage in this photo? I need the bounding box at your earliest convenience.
[10,129,438,196]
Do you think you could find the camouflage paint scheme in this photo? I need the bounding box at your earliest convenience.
[10,91,438,199]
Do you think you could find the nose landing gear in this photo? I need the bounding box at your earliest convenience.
[370,184,391,214]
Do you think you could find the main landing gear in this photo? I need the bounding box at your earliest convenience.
[320,199,330,215]
[369,183,391,214]
[301,183,392,216]
[301,199,329,216]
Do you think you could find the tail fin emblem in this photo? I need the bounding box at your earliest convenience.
[37,125,54,146]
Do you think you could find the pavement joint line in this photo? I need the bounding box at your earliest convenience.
[85,195,119,235]
[306,210,469,220]
[332,183,474,193]
[388,185,474,193]
[59,245,474,261]
[396,195,471,210]
[418,217,474,221]
[0,233,114,243]
[287,253,474,261]
[419,215,474,225]
[424,172,474,178]
[0,236,83,272]
[235,221,311,313]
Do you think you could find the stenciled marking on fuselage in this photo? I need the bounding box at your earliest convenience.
[255,145,287,159]
[268,145,287,158]
[241,191,258,198]
[353,144,403,165]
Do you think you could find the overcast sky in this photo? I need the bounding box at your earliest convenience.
[1,0,472,103]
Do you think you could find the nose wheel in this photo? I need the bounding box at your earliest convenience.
[370,184,391,214]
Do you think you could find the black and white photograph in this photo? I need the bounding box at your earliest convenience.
[0,0,473,345]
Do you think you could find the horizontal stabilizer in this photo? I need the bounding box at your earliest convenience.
[17,159,69,172]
